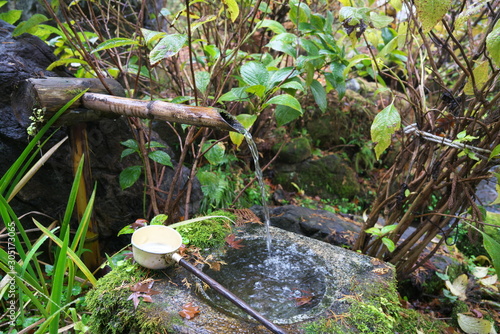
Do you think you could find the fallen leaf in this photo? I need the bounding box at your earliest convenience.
[131,219,148,229]
[179,302,200,319]
[472,266,490,279]
[457,313,496,334]
[127,279,160,309]
[445,274,468,301]
[225,234,245,249]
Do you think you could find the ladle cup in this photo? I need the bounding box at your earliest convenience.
[131,225,287,334]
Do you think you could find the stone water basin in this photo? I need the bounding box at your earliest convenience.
[152,225,395,333]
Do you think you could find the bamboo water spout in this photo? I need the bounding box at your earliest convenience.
[12,77,244,132]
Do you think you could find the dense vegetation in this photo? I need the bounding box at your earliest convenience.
[1,0,500,332]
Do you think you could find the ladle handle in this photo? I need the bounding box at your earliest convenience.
[171,253,288,334]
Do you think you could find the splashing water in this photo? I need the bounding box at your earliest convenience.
[242,129,272,252]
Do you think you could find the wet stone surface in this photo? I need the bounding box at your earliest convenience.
[151,225,395,333]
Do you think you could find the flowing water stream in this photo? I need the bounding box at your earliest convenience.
[242,129,272,252]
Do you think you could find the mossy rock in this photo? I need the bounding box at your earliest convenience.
[303,277,449,334]
[273,154,361,199]
[86,262,182,334]
[273,136,313,164]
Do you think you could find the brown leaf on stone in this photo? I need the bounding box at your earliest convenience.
[225,234,244,249]
[179,302,200,319]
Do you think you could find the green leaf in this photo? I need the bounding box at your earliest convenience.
[148,141,167,148]
[365,227,382,236]
[310,79,327,112]
[481,231,500,276]
[339,7,370,26]
[486,20,500,68]
[195,71,211,95]
[91,37,139,54]
[266,40,297,58]
[371,103,400,160]
[46,58,88,71]
[12,14,49,36]
[289,1,311,25]
[266,94,302,113]
[222,0,239,22]
[151,214,168,225]
[217,87,249,103]
[240,62,269,86]
[464,61,489,95]
[203,141,226,165]
[489,144,500,161]
[121,139,139,150]
[326,62,347,99]
[0,9,22,24]
[121,148,136,159]
[245,85,267,98]
[267,67,299,90]
[191,15,217,31]
[381,237,396,252]
[230,114,257,148]
[257,19,287,34]
[119,166,142,190]
[140,28,166,45]
[414,0,452,34]
[117,225,135,236]
[274,105,302,126]
[148,151,173,167]
[381,224,398,234]
[149,34,187,66]
[369,12,394,29]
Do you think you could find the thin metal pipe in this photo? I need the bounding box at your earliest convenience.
[172,253,288,334]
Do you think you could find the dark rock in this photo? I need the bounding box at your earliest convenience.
[272,154,361,199]
[251,205,361,247]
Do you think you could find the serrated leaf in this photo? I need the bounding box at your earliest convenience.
[369,12,394,29]
[464,61,489,95]
[91,37,139,54]
[230,114,257,148]
[414,0,452,34]
[245,85,267,98]
[275,105,302,126]
[149,34,187,66]
[266,94,302,112]
[486,20,500,68]
[148,151,173,167]
[195,71,211,95]
[457,313,496,334]
[217,87,249,103]
[12,14,49,36]
[310,79,327,112]
[241,62,269,86]
[222,0,239,22]
[339,6,370,26]
[445,274,468,300]
[371,103,400,160]
[119,166,142,190]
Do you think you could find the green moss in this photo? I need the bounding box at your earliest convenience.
[176,210,236,249]
[303,278,448,334]
[86,262,179,334]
